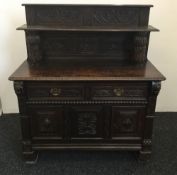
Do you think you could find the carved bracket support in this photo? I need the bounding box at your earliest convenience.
[26,31,42,64]
[14,81,24,96]
[152,81,161,96]
[133,32,148,64]
[14,81,27,114]
[147,81,161,115]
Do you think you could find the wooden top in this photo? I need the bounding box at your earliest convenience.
[22,4,153,7]
[9,60,165,81]
[17,24,159,32]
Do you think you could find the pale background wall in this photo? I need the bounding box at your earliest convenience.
[0,0,176,113]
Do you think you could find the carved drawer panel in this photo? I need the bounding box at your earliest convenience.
[91,82,148,100]
[69,106,106,142]
[26,82,84,100]
[111,106,145,140]
[28,106,64,141]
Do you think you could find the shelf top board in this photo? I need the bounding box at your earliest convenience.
[22,4,153,7]
[9,60,165,81]
[17,24,159,32]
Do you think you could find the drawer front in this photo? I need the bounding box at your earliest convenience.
[91,82,148,100]
[26,82,84,100]
[111,106,145,140]
[28,106,64,142]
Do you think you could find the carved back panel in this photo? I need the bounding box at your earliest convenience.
[41,32,133,60]
[24,4,151,27]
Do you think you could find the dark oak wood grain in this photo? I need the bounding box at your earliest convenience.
[9,4,165,163]
[9,60,165,81]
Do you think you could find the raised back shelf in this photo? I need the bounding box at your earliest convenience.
[23,4,152,28]
[18,4,158,65]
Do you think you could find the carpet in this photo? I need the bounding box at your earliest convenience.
[0,113,176,175]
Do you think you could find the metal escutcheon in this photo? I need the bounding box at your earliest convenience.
[113,88,124,97]
[50,88,61,96]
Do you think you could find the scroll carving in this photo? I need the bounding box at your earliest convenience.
[152,81,161,96]
[133,32,148,64]
[26,32,42,64]
[14,81,24,95]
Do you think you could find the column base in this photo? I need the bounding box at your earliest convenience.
[23,151,39,164]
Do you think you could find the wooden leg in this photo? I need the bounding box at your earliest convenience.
[22,140,38,163]
[139,150,151,161]
[23,151,39,164]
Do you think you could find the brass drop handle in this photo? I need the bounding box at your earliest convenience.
[113,88,124,97]
[50,88,61,96]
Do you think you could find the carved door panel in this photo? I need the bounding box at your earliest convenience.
[29,106,64,143]
[69,106,106,142]
[111,106,145,142]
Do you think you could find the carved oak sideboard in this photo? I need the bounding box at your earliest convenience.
[9,4,165,163]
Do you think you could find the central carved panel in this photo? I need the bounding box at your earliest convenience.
[77,112,97,135]
[70,106,104,139]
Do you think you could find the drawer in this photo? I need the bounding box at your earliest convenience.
[26,82,84,100]
[91,82,148,100]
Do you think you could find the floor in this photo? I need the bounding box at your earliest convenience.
[0,113,177,175]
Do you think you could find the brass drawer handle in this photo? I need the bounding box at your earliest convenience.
[113,88,124,97]
[50,88,61,96]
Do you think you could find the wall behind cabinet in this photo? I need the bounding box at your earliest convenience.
[0,0,176,113]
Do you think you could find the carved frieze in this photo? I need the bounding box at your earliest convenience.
[26,100,148,105]
[25,6,150,27]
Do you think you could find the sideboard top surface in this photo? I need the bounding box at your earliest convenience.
[22,4,153,7]
[9,60,165,81]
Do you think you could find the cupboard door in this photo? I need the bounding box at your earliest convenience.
[69,106,106,142]
[111,106,145,140]
[29,106,64,142]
